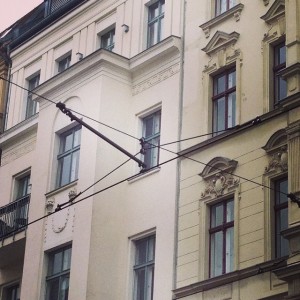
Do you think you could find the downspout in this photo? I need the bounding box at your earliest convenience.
[173,0,186,294]
[1,44,12,132]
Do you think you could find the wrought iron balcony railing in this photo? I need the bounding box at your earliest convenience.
[0,195,30,241]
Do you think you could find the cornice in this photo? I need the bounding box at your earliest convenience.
[200,4,244,38]
[173,258,287,299]
[0,114,38,147]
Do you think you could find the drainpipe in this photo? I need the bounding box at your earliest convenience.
[1,44,12,132]
[173,0,186,294]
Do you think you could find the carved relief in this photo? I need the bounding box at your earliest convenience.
[263,129,288,174]
[51,207,71,233]
[46,197,55,214]
[133,63,180,95]
[264,146,288,173]
[199,157,239,199]
[201,172,239,198]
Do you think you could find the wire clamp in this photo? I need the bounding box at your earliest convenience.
[288,193,300,208]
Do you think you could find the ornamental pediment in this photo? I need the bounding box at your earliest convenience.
[261,0,285,24]
[202,31,240,55]
[199,157,239,199]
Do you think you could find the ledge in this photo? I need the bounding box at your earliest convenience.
[0,113,38,146]
[199,4,244,38]
[128,167,160,183]
[173,258,287,299]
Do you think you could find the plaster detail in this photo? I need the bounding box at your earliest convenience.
[1,138,36,166]
[199,157,239,199]
[132,63,180,95]
[264,146,288,173]
[51,207,71,233]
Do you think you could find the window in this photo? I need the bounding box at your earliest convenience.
[134,235,155,300]
[212,68,236,134]
[147,0,165,48]
[274,177,289,258]
[273,42,287,104]
[2,284,20,300]
[58,55,71,73]
[215,0,236,16]
[57,126,81,188]
[46,246,72,300]
[100,28,115,51]
[15,174,31,200]
[141,111,161,170]
[209,198,234,277]
[25,73,40,119]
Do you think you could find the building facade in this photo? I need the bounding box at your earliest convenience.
[1,0,300,300]
[174,0,300,300]
[0,0,182,299]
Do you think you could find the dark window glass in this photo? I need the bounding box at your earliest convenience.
[213,68,236,134]
[46,246,72,300]
[58,55,71,73]
[274,42,287,103]
[215,0,236,16]
[147,0,165,48]
[134,236,155,300]
[274,177,289,258]
[141,111,161,170]
[210,199,234,277]
[101,28,115,51]
[26,74,40,119]
[57,126,81,188]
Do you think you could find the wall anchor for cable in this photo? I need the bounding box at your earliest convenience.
[288,193,300,208]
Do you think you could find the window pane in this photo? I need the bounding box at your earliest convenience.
[279,77,287,101]
[227,92,236,128]
[136,240,148,265]
[64,133,73,152]
[60,155,72,186]
[228,70,236,89]
[146,265,154,300]
[73,128,81,147]
[70,150,80,182]
[63,248,72,271]
[52,251,63,275]
[226,227,234,273]
[210,231,223,277]
[47,279,59,300]
[214,97,225,132]
[59,275,70,300]
[135,268,146,300]
[214,75,225,95]
[226,200,234,222]
[147,237,155,261]
[145,117,154,137]
[211,203,224,227]
[229,0,235,9]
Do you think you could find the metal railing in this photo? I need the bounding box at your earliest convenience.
[0,195,30,241]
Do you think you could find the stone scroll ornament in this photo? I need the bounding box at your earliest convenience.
[199,157,239,199]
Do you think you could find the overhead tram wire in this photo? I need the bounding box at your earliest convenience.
[1,131,299,240]
[1,77,299,206]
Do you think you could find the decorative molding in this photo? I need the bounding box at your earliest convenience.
[261,0,285,24]
[1,138,36,166]
[51,206,71,233]
[132,63,180,95]
[199,157,239,199]
[46,197,55,214]
[264,146,288,174]
[200,4,244,38]
[202,31,240,56]
[263,129,288,174]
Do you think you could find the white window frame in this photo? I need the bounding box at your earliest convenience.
[25,72,40,119]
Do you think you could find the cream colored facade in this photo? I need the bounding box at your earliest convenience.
[1,0,300,300]
[174,0,300,300]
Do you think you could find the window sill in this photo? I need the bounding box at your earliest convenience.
[199,3,244,38]
[45,180,78,198]
[128,167,161,183]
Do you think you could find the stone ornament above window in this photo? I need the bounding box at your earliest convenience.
[200,3,244,38]
[199,157,239,199]
[263,129,288,174]
[261,0,285,25]
[202,31,240,56]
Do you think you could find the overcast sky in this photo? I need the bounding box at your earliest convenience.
[0,0,42,33]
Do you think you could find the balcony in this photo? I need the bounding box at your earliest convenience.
[0,196,30,242]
